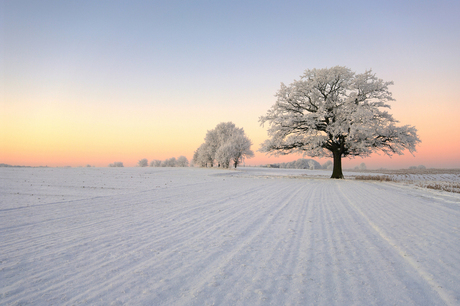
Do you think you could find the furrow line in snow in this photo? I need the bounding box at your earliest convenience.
[173,180,313,305]
[61,179,301,305]
[63,179,296,304]
[343,181,460,303]
[245,180,317,305]
[1,178,256,255]
[336,181,458,305]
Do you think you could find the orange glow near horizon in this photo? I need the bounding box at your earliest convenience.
[2,87,460,169]
[2,107,459,169]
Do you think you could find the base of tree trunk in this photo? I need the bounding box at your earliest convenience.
[330,172,344,179]
[331,150,344,179]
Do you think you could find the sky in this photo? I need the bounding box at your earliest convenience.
[1,0,459,168]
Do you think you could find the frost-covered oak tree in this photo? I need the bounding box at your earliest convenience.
[259,66,420,179]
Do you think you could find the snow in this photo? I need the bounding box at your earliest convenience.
[1,167,460,305]
[349,169,460,193]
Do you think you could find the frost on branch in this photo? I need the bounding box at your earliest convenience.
[259,66,420,179]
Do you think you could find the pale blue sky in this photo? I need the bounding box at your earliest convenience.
[2,0,460,168]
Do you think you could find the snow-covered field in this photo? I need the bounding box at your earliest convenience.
[350,169,460,193]
[1,167,460,305]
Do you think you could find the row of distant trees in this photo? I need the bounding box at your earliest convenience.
[137,156,189,167]
[266,160,427,171]
[267,159,324,170]
[192,122,254,169]
[108,162,124,167]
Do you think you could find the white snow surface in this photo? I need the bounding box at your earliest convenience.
[1,167,460,305]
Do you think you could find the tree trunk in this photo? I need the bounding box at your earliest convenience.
[331,149,344,179]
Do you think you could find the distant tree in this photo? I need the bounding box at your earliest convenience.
[268,158,321,170]
[194,122,254,169]
[354,162,367,170]
[259,66,420,178]
[150,160,161,167]
[227,133,254,168]
[215,143,232,169]
[176,156,189,167]
[292,159,318,169]
[138,158,148,167]
[409,165,426,170]
[109,162,124,167]
[192,148,202,167]
[162,157,177,167]
[192,144,209,167]
[149,157,189,167]
[322,160,333,170]
[204,129,220,167]
[203,122,240,167]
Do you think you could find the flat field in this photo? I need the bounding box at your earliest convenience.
[1,167,459,305]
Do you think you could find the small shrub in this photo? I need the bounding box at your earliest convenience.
[418,183,460,194]
[354,175,394,181]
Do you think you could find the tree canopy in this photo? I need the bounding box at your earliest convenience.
[259,66,420,178]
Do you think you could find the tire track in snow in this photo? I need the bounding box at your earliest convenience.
[336,181,458,305]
